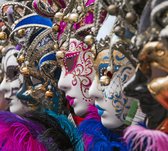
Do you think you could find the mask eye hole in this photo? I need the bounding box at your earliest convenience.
[6,66,19,81]
[63,52,80,74]
[98,63,109,79]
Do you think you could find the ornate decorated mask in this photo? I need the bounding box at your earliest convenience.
[0,61,9,111]
[58,38,95,117]
[33,0,106,117]
[136,1,168,111]
[0,48,29,114]
[8,11,61,111]
[89,48,135,129]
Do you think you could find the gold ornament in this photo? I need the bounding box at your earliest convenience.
[17,55,25,64]
[56,51,65,59]
[63,14,70,22]
[69,13,78,23]
[100,75,110,86]
[52,24,59,32]
[17,29,26,38]
[107,4,118,15]
[114,26,125,37]
[53,43,59,50]
[91,45,96,59]
[45,89,54,98]
[148,76,168,95]
[148,76,168,110]
[156,49,165,56]
[125,12,137,23]
[20,66,30,76]
[54,12,64,21]
[91,45,96,54]
[0,32,7,40]
[38,85,46,92]
[84,35,94,45]
[139,41,168,73]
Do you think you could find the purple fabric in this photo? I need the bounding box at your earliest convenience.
[73,11,94,30]
[85,0,95,6]
[33,0,53,18]
[15,44,22,50]
[73,0,95,30]
[57,21,67,40]
[7,6,14,25]
[7,6,13,14]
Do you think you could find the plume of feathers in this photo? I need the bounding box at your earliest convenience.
[25,111,74,151]
[46,110,84,151]
[79,119,127,151]
[124,125,168,151]
[79,105,127,151]
[0,111,47,151]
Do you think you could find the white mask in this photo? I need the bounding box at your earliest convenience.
[0,48,29,115]
[58,38,95,117]
[89,49,135,129]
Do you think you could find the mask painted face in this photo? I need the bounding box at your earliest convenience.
[58,38,95,117]
[0,49,29,115]
[0,62,9,110]
[89,49,135,129]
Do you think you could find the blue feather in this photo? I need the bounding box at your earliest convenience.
[79,119,128,151]
[46,110,84,151]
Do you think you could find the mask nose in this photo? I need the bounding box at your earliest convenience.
[0,77,11,99]
[0,78,8,91]
[58,70,71,92]
[89,77,103,101]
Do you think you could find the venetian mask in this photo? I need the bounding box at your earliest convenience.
[138,41,168,110]
[89,49,135,129]
[16,65,61,112]
[0,48,29,115]
[0,62,9,111]
[58,38,95,117]
[16,29,60,112]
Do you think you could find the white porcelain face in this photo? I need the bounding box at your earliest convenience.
[0,48,29,115]
[89,49,135,129]
[0,62,9,110]
[58,38,95,117]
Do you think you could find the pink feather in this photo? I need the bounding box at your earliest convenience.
[124,125,168,151]
[0,113,47,151]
